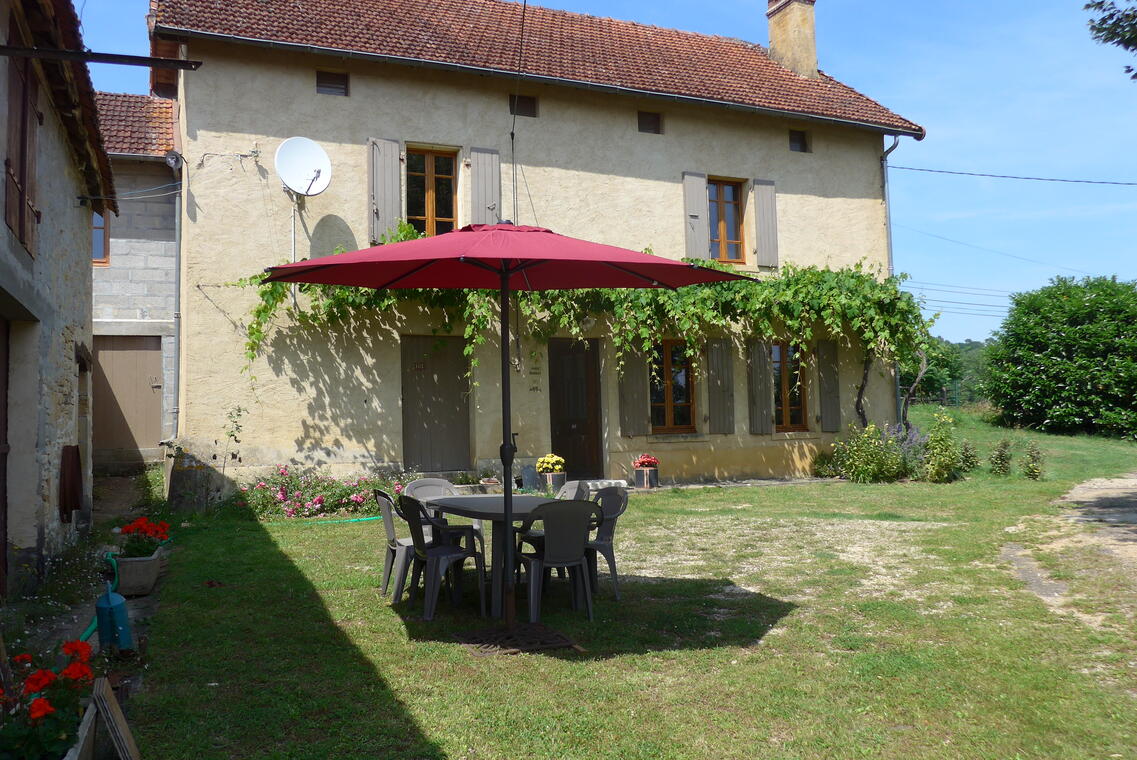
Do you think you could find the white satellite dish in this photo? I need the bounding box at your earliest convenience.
[274,137,332,196]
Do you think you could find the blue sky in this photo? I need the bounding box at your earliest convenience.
[79,0,1137,342]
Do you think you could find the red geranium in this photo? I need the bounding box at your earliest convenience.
[12,652,33,665]
[61,640,92,663]
[23,669,57,695]
[27,697,55,721]
[633,453,659,469]
[61,661,93,683]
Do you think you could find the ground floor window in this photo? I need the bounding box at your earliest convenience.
[772,342,807,431]
[651,340,696,433]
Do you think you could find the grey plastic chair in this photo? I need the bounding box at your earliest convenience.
[404,477,484,551]
[375,489,413,597]
[516,500,603,623]
[585,486,629,599]
[517,479,587,554]
[395,494,486,621]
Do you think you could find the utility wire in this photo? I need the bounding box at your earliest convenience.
[905,279,1013,295]
[894,223,1094,276]
[917,297,1008,310]
[903,284,1010,299]
[509,0,529,224]
[891,165,1137,186]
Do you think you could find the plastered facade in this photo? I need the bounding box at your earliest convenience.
[1,0,96,590]
[172,42,899,485]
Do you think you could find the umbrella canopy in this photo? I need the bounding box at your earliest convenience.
[263,223,753,625]
[262,223,747,290]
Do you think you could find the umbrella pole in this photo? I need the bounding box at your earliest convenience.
[499,272,518,628]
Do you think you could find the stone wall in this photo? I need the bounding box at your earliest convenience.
[0,5,97,592]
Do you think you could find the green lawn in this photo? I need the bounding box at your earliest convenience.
[131,407,1137,759]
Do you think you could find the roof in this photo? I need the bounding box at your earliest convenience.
[14,0,115,212]
[149,0,924,138]
[95,92,176,156]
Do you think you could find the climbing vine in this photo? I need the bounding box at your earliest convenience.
[237,222,934,415]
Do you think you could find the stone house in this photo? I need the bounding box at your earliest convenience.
[91,92,179,470]
[1,0,115,593]
[143,0,924,485]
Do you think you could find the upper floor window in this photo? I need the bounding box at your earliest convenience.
[316,70,349,96]
[508,94,538,118]
[708,178,744,263]
[651,340,696,434]
[4,13,41,253]
[638,111,663,134]
[772,342,808,431]
[406,149,456,236]
[92,211,109,265]
[789,129,811,153]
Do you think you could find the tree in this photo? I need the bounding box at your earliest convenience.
[1085,1,1137,80]
[899,335,963,401]
[985,276,1137,438]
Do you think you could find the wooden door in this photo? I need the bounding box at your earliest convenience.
[93,336,163,454]
[0,316,9,593]
[400,336,470,472]
[548,338,603,479]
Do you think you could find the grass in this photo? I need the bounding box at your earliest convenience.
[129,407,1137,758]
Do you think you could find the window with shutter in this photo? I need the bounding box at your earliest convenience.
[367,138,401,244]
[92,211,109,266]
[747,339,774,435]
[405,149,457,236]
[816,339,841,433]
[681,171,709,259]
[617,353,650,437]
[708,178,745,263]
[651,340,696,434]
[5,13,40,253]
[706,339,735,434]
[772,342,808,432]
[753,179,779,268]
[469,147,501,225]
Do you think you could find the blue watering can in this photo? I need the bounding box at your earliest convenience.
[96,581,134,651]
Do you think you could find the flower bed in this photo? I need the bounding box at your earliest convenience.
[1,640,95,759]
[236,466,412,520]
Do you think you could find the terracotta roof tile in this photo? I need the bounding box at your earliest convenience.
[151,0,924,137]
[94,92,175,156]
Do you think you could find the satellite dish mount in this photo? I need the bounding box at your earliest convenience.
[274,137,334,305]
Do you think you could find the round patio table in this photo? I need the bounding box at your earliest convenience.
[425,494,556,618]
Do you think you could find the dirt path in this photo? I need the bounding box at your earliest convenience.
[1056,470,1137,567]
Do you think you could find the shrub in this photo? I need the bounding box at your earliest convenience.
[813,451,838,478]
[959,440,979,472]
[1021,441,1045,480]
[237,466,413,519]
[984,276,1137,438]
[922,410,963,483]
[990,440,1013,476]
[886,423,929,479]
[830,424,905,483]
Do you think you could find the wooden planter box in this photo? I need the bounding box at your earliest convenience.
[634,467,659,489]
[115,545,169,596]
[61,701,97,760]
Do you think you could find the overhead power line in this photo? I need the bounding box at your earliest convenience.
[894,224,1094,276]
[891,165,1137,187]
[903,284,1011,299]
[917,297,1007,310]
[905,279,1013,295]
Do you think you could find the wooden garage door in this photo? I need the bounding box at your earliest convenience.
[93,336,163,453]
[401,336,470,472]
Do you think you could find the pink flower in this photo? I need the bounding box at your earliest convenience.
[240,486,248,492]
[349,493,365,504]
[313,495,325,506]
[255,481,267,489]
[283,507,297,517]
[394,483,403,494]
[293,491,302,499]
[279,466,289,475]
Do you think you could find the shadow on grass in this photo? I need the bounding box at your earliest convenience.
[397,572,796,660]
[129,508,445,760]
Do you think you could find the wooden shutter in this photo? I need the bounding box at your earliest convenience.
[817,339,841,433]
[23,71,39,252]
[706,339,735,434]
[469,147,501,225]
[753,179,778,268]
[747,339,774,435]
[618,352,650,437]
[682,171,709,259]
[368,138,401,244]
[4,52,22,235]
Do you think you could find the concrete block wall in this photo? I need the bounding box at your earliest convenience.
[93,158,180,442]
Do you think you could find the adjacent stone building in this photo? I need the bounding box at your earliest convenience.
[1,0,115,592]
[145,0,925,485]
[92,93,179,469]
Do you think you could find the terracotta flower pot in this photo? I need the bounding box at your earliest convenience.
[114,545,169,596]
[634,467,659,489]
[544,472,567,492]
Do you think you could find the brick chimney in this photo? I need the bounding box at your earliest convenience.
[767,0,818,78]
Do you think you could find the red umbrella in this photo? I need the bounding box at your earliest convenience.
[263,223,752,624]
